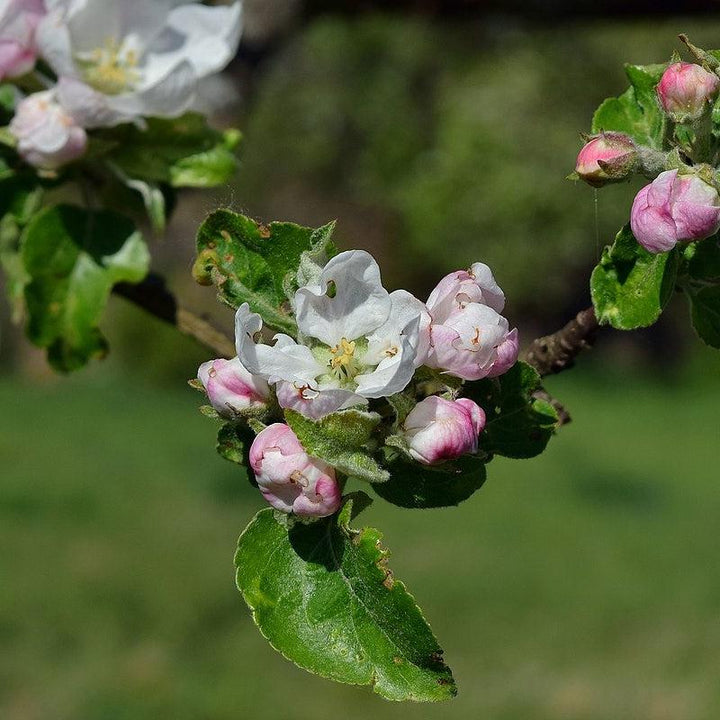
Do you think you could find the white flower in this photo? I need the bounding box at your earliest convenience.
[9,89,87,169]
[235,250,430,419]
[36,0,243,127]
[0,0,45,80]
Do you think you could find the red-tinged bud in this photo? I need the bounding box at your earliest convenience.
[575,133,637,187]
[656,62,720,122]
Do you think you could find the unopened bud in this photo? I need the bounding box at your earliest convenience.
[575,133,637,187]
[656,62,720,122]
[402,396,485,465]
[9,90,86,170]
[630,169,720,253]
[249,424,341,517]
[197,357,271,418]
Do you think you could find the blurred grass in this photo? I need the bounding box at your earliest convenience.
[2,347,720,720]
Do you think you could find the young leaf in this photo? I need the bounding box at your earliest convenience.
[591,225,679,330]
[373,454,486,509]
[194,210,336,334]
[465,361,559,460]
[684,235,720,282]
[284,409,390,483]
[591,63,667,148]
[235,507,456,702]
[21,205,149,372]
[99,113,239,188]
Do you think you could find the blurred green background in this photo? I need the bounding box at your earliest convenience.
[3,4,720,719]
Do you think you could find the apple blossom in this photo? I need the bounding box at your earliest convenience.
[656,62,720,122]
[630,169,720,253]
[197,357,270,419]
[575,132,637,187]
[0,0,44,79]
[425,263,519,380]
[402,396,485,465]
[36,0,243,127]
[9,89,87,169]
[249,423,341,517]
[235,250,431,419]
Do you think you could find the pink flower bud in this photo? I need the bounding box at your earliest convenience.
[427,262,506,317]
[630,169,720,253]
[249,423,341,517]
[656,62,720,122]
[575,133,637,187]
[197,357,271,418]
[425,264,519,381]
[0,0,44,80]
[9,90,87,170]
[402,396,485,465]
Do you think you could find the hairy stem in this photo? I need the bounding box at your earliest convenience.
[113,273,236,359]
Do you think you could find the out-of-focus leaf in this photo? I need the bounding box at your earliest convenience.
[22,205,149,371]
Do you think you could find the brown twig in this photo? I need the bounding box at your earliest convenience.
[521,306,601,426]
[113,273,235,359]
[522,306,599,378]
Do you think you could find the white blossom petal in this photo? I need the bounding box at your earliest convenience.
[295,250,391,346]
[234,304,323,385]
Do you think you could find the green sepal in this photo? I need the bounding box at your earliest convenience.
[284,408,390,484]
[465,361,559,460]
[374,453,487,509]
[194,210,336,334]
[21,204,149,372]
[591,63,667,149]
[235,507,456,702]
[591,225,679,330]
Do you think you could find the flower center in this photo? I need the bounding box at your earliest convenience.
[329,338,359,380]
[78,38,140,95]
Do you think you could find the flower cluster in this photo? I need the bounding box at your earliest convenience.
[1,0,242,169]
[197,250,519,518]
[575,58,720,254]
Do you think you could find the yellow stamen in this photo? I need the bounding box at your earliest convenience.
[80,37,140,95]
[329,338,359,379]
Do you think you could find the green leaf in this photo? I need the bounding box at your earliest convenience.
[100,113,239,188]
[284,408,390,484]
[373,454,486,509]
[169,129,240,188]
[686,284,720,348]
[591,225,679,330]
[465,361,559,459]
[0,176,43,320]
[194,209,336,333]
[235,508,456,702]
[591,63,667,148]
[21,205,149,372]
[684,235,720,282]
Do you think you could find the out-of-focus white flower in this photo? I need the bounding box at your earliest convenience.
[36,0,243,127]
[235,250,430,419]
[9,89,87,169]
[0,0,45,79]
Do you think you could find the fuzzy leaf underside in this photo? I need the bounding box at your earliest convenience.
[194,209,336,334]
